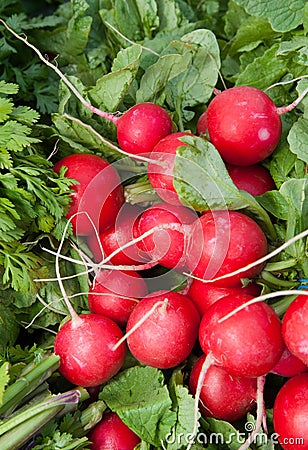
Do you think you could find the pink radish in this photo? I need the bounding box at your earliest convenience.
[189,354,257,422]
[126,290,200,369]
[226,163,276,196]
[271,346,307,378]
[88,411,141,450]
[134,202,197,269]
[187,279,261,316]
[87,203,146,264]
[53,154,124,236]
[282,295,308,365]
[201,86,281,165]
[54,313,126,387]
[199,293,284,377]
[115,102,173,156]
[186,210,268,287]
[273,372,308,450]
[147,132,193,205]
[88,269,148,326]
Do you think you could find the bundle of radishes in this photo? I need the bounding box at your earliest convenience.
[49,85,307,449]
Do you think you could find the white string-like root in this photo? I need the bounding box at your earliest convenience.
[62,114,166,166]
[104,20,160,56]
[25,294,67,329]
[184,227,308,285]
[55,214,81,321]
[238,376,266,450]
[186,352,215,450]
[218,290,308,324]
[37,221,184,283]
[0,20,118,124]
[264,74,308,92]
[112,298,168,351]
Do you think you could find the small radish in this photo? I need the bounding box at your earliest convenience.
[126,290,200,369]
[115,102,173,156]
[282,295,308,365]
[187,279,261,316]
[53,154,124,236]
[199,293,284,377]
[202,86,282,165]
[186,210,268,287]
[88,269,148,327]
[87,203,146,264]
[147,132,193,205]
[271,346,307,378]
[88,411,141,450]
[134,202,197,269]
[273,372,308,450]
[54,313,126,387]
[226,163,276,196]
[196,109,208,137]
[189,354,257,422]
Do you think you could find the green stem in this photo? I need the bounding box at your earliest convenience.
[272,295,298,317]
[0,405,64,450]
[0,390,80,436]
[0,353,60,417]
[260,271,298,288]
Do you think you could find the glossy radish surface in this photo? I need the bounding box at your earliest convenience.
[135,202,196,269]
[187,279,261,316]
[226,163,276,196]
[273,372,308,450]
[271,346,307,378]
[87,203,145,264]
[53,154,124,236]
[88,269,148,326]
[147,132,192,205]
[126,290,200,369]
[186,210,268,286]
[88,411,141,450]
[205,86,282,165]
[189,354,257,422]
[199,293,284,377]
[54,314,126,387]
[282,295,308,365]
[116,102,173,156]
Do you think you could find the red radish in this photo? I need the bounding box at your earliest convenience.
[189,354,257,422]
[226,163,276,196]
[54,313,126,387]
[271,346,307,378]
[282,295,308,365]
[273,372,308,450]
[203,86,282,165]
[53,154,124,236]
[196,109,208,137]
[87,203,146,264]
[115,102,173,156]
[187,279,261,315]
[147,132,193,205]
[88,269,148,327]
[134,202,197,269]
[126,290,200,369]
[186,210,268,287]
[199,293,284,377]
[88,411,141,450]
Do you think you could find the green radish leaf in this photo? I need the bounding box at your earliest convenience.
[173,136,276,238]
[89,44,142,111]
[287,117,308,163]
[235,44,287,89]
[233,0,307,32]
[101,366,176,446]
[165,373,200,450]
[256,191,289,220]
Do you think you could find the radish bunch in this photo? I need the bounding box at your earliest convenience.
[48,80,308,448]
